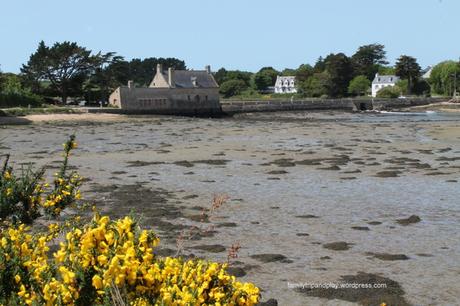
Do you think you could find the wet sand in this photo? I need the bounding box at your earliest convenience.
[1,111,460,305]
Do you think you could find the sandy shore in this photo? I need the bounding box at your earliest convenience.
[0,113,129,125]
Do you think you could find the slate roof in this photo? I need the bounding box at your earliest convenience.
[372,74,399,84]
[161,70,218,88]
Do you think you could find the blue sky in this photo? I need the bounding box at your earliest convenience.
[0,0,458,73]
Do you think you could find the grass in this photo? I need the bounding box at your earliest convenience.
[0,106,84,117]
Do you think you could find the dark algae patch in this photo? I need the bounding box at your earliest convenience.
[366,252,409,261]
[192,244,226,253]
[297,272,410,306]
[250,254,288,263]
[323,241,352,251]
[396,215,421,226]
[351,226,370,231]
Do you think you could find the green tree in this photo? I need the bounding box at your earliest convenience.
[213,68,227,85]
[429,61,460,96]
[378,66,396,75]
[295,64,314,82]
[313,56,326,72]
[298,72,329,97]
[348,75,370,96]
[21,41,116,104]
[324,53,354,97]
[352,44,388,80]
[254,67,278,91]
[281,68,296,76]
[219,79,247,98]
[395,55,421,94]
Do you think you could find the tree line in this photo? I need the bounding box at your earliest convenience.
[216,44,459,99]
[0,41,185,107]
[1,41,459,108]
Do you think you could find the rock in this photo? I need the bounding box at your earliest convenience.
[250,254,287,263]
[226,267,246,277]
[257,298,278,306]
[192,244,226,253]
[396,215,421,225]
[323,242,352,251]
[366,252,410,261]
[351,226,370,231]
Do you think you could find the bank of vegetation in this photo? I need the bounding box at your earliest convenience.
[0,42,458,110]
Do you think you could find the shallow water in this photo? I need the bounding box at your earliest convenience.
[2,111,460,305]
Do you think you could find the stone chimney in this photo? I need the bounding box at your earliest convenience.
[191,76,197,87]
[205,65,211,74]
[156,63,163,75]
[168,68,175,88]
[127,80,134,89]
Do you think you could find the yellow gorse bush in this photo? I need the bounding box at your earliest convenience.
[0,214,259,305]
[0,136,260,305]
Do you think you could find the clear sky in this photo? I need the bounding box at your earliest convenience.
[0,0,458,73]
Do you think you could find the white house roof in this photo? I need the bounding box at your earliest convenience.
[422,67,433,79]
[372,74,399,84]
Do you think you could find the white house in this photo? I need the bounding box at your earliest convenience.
[274,76,297,94]
[371,73,400,97]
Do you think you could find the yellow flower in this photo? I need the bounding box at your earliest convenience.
[92,274,103,290]
[14,274,21,283]
[3,170,11,180]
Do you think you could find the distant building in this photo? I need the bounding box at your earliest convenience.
[109,64,221,116]
[422,66,433,79]
[274,76,297,94]
[371,73,400,97]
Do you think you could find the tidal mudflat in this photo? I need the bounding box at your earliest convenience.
[2,110,460,305]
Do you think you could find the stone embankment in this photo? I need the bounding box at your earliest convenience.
[221,97,447,114]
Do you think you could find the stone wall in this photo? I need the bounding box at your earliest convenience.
[221,97,447,114]
[109,86,222,116]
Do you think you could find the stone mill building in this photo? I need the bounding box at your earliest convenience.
[109,64,221,116]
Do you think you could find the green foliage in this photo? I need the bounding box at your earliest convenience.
[395,55,421,94]
[295,64,314,82]
[0,73,43,108]
[395,80,409,95]
[376,86,400,98]
[213,68,252,89]
[281,68,296,76]
[352,44,388,80]
[413,78,431,96]
[0,135,81,224]
[0,92,43,108]
[429,60,460,96]
[254,67,278,91]
[219,79,247,98]
[324,53,354,97]
[348,75,370,96]
[378,66,396,75]
[298,72,329,97]
[21,41,117,104]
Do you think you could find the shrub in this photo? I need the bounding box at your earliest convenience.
[0,135,81,224]
[376,86,400,98]
[0,92,43,108]
[219,80,248,98]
